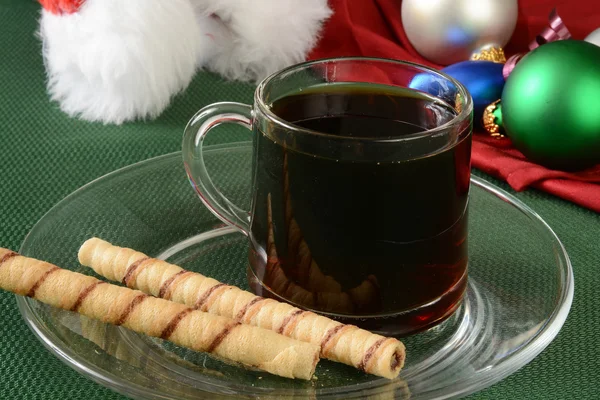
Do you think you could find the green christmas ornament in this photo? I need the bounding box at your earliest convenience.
[502,40,600,170]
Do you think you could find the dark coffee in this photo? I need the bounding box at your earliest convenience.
[248,83,471,335]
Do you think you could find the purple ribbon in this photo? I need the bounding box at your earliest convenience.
[503,53,524,79]
[503,8,572,79]
[530,8,572,49]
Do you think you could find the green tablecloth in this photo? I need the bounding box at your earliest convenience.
[1,2,599,399]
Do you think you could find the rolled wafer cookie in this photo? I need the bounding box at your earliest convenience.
[79,238,406,379]
[0,248,319,380]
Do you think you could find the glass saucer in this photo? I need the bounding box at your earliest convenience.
[17,142,573,399]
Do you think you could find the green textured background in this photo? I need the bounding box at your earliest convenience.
[1,1,599,399]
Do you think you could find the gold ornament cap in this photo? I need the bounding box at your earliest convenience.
[482,100,505,138]
[470,47,507,63]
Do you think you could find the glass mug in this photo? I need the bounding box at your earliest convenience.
[183,57,473,336]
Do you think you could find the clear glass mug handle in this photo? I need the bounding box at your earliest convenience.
[182,102,253,234]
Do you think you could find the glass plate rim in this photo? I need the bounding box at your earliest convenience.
[16,142,574,400]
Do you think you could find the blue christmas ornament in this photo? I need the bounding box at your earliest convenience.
[442,61,505,119]
[410,61,505,123]
[409,72,459,110]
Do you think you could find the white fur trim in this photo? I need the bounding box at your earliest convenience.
[192,0,332,82]
[39,0,211,124]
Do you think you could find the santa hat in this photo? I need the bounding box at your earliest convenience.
[38,0,331,124]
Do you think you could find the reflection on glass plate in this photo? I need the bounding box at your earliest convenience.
[17,142,573,399]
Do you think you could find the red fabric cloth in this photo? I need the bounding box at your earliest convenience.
[473,136,600,212]
[309,0,600,213]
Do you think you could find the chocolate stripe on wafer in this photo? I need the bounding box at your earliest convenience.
[235,296,266,322]
[277,309,304,334]
[282,310,310,337]
[201,285,233,312]
[358,338,387,372]
[321,325,358,357]
[160,308,193,340]
[122,257,150,287]
[194,283,226,310]
[0,251,18,267]
[207,322,241,353]
[320,325,344,349]
[115,293,148,326]
[70,281,106,312]
[27,266,60,298]
[158,270,190,299]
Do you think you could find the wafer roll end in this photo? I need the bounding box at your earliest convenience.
[78,237,109,273]
[79,237,148,284]
[367,339,406,379]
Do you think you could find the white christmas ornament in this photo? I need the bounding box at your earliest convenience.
[401,0,518,65]
[585,27,600,47]
[38,0,331,125]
